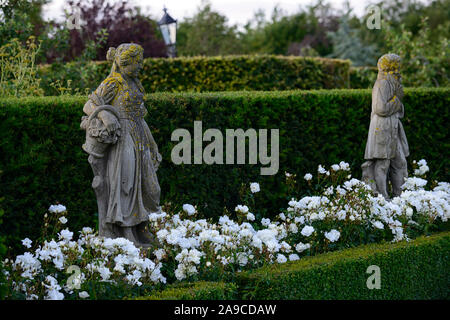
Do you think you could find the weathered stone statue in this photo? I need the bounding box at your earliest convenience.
[362,53,409,199]
[80,43,162,247]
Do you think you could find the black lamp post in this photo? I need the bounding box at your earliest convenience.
[158,7,177,58]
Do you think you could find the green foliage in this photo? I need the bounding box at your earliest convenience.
[244,7,310,55]
[0,170,6,300]
[384,17,449,87]
[0,88,448,254]
[0,170,5,259]
[0,36,44,97]
[349,67,378,89]
[0,0,49,47]
[177,1,242,56]
[0,95,95,253]
[327,15,379,67]
[38,55,351,95]
[134,281,238,300]
[236,231,450,299]
[39,61,109,96]
[131,232,450,300]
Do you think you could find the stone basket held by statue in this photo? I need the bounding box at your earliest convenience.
[81,105,121,158]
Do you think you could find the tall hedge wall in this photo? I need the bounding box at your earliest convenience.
[236,231,450,299]
[0,88,448,253]
[38,55,351,95]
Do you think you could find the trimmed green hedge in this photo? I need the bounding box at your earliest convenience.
[0,88,449,253]
[38,55,351,95]
[132,232,449,300]
[236,232,450,299]
[134,281,238,300]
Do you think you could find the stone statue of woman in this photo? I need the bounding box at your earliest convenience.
[80,43,162,247]
[361,53,409,199]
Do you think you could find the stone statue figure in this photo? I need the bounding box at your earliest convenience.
[361,53,409,199]
[80,43,162,247]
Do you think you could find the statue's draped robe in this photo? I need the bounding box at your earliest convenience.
[364,77,409,160]
[84,72,161,244]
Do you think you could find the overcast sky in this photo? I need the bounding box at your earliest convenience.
[43,0,381,26]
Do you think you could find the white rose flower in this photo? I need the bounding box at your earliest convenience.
[331,164,340,171]
[182,204,196,216]
[79,291,90,299]
[303,173,313,181]
[301,225,314,237]
[261,218,271,226]
[81,227,93,234]
[339,161,350,171]
[276,254,287,264]
[317,165,327,174]
[406,207,413,217]
[21,238,32,249]
[295,242,310,253]
[289,223,298,234]
[48,204,67,214]
[250,182,260,193]
[289,254,300,261]
[372,221,384,230]
[324,229,340,242]
[59,216,68,224]
[235,205,249,214]
[58,229,73,241]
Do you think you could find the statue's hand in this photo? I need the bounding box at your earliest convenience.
[99,82,117,105]
[140,103,148,117]
[153,152,162,170]
[98,110,120,133]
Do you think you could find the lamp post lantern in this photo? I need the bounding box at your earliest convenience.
[158,7,177,58]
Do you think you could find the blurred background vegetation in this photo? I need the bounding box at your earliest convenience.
[0,0,448,93]
[1,0,448,60]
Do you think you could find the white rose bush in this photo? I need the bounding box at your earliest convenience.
[1,159,449,299]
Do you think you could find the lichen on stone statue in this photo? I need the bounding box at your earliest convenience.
[80,43,162,247]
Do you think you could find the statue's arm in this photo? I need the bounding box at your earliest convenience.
[374,80,402,117]
[83,80,118,115]
[83,79,120,133]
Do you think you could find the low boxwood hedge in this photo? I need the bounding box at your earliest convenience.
[0,88,448,253]
[131,232,449,300]
[236,232,450,299]
[133,281,238,300]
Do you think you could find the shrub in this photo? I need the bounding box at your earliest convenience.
[384,18,449,88]
[134,281,238,300]
[38,55,351,95]
[349,66,377,89]
[0,36,44,97]
[236,231,450,299]
[0,88,448,253]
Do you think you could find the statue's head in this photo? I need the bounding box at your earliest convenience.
[377,53,401,75]
[107,43,144,78]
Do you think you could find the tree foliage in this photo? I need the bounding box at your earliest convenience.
[176,1,242,56]
[64,0,166,61]
[327,14,378,66]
